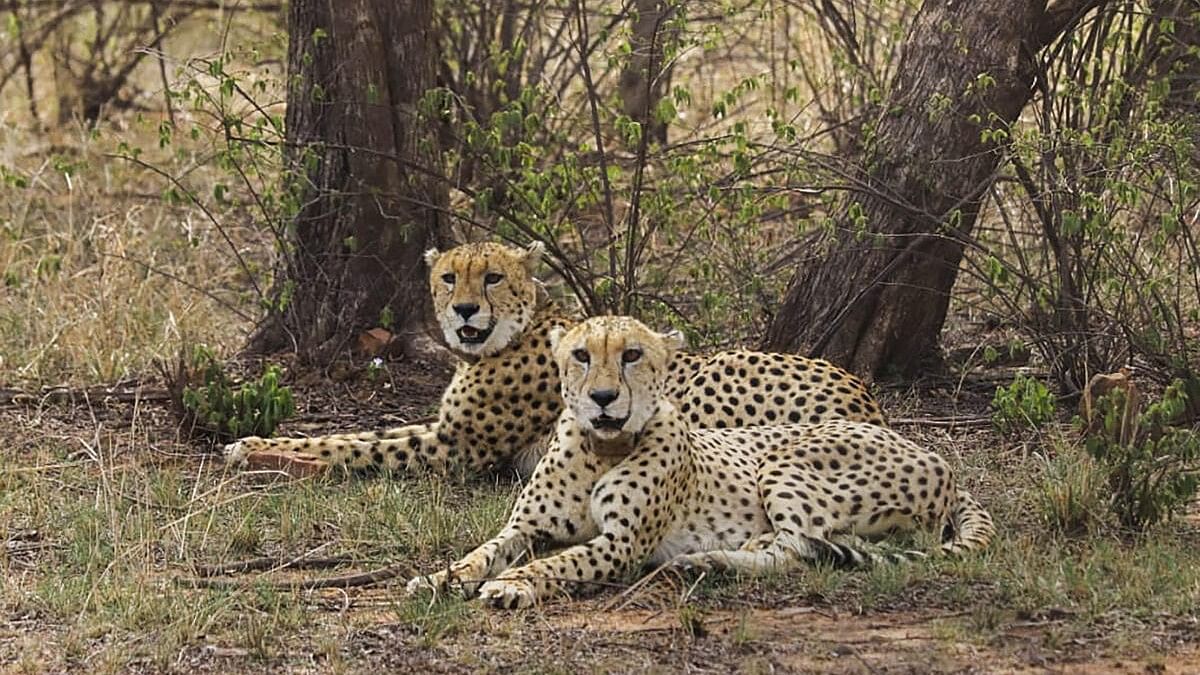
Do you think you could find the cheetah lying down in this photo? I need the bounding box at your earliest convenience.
[407,316,994,609]
[225,242,886,478]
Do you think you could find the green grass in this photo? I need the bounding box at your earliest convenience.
[0,425,522,670]
[1,408,1198,671]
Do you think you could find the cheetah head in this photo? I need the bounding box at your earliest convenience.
[550,316,686,441]
[425,241,544,357]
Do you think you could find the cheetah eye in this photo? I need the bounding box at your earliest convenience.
[484,272,504,285]
[571,348,590,364]
[441,273,456,284]
[622,349,643,364]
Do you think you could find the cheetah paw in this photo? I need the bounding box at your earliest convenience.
[407,564,488,598]
[405,571,448,597]
[478,578,537,610]
[666,552,716,572]
[223,437,266,466]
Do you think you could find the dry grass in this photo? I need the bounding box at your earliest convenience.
[0,118,267,386]
[0,6,280,387]
[0,398,517,672]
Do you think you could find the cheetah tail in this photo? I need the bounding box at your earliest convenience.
[812,537,927,568]
[940,490,995,555]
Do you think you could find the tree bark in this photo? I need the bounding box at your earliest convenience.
[249,0,447,362]
[619,0,673,145]
[764,0,1103,378]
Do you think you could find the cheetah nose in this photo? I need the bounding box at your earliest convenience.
[589,389,619,407]
[453,303,480,320]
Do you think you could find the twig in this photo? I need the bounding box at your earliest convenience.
[573,0,619,309]
[147,4,176,127]
[602,561,684,612]
[177,561,416,591]
[103,152,265,305]
[889,416,993,428]
[0,385,171,406]
[7,0,40,124]
[100,251,254,321]
[191,554,358,577]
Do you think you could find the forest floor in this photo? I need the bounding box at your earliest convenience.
[1,340,1198,674]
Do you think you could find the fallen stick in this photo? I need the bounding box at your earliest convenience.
[889,416,992,427]
[191,554,357,577]
[177,562,416,591]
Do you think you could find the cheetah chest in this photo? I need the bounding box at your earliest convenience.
[439,357,560,455]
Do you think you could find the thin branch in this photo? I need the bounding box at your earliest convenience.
[148,1,176,127]
[104,152,266,304]
[574,0,619,311]
[176,561,415,590]
[100,251,254,321]
[191,554,358,577]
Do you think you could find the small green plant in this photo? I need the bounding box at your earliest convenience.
[1037,445,1104,535]
[180,346,294,442]
[677,605,707,638]
[1083,380,1200,530]
[991,374,1057,434]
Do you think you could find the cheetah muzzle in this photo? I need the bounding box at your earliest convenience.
[456,324,494,344]
[590,414,627,431]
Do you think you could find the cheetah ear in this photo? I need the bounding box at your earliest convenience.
[548,325,566,351]
[522,240,546,273]
[423,247,442,268]
[661,329,687,351]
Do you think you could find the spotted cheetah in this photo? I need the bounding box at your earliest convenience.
[224,242,887,477]
[406,316,994,609]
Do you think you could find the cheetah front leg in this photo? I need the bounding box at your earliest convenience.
[405,523,537,598]
[224,422,438,465]
[407,440,604,600]
[475,532,641,609]
[225,427,463,474]
[474,453,682,610]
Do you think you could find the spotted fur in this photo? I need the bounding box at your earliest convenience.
[225,243,886,477]
[406,316,994,609]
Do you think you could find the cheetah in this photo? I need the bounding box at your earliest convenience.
[406,316,994,609]
[224,242,887,477]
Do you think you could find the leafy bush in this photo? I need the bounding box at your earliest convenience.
[1083,380,1200,530]
[180,346,294,443]
[966,2,1200,393]
[991,375,1057,435]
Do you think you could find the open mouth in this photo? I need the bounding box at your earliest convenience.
[591,415,628,431]
[456,325,494,345]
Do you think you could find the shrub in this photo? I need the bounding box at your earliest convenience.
[991,375,1057,435]
[1037,445,1105,535]
[1083,380,1200,530]
[180,346,294,443]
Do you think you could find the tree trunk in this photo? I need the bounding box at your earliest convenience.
[764,0,1102,378]
[1156,0,1200,117]
[619,0,674,145]
[249,0,447,362]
